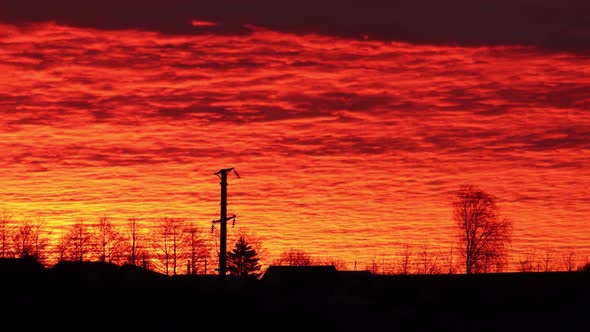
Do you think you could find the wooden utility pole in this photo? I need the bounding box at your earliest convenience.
[212,167,239,278]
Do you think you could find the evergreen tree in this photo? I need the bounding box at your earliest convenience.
[227,235,261,280]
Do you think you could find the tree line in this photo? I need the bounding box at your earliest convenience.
[1,184,588,277]
[0,211,217,276]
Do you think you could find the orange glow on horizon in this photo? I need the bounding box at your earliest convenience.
[1,22,589,273]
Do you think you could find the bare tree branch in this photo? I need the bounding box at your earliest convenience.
[453,185,512,274]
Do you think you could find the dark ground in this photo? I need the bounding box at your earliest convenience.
[1,260,588,332]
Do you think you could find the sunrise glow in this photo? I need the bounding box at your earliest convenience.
[1,20,589,272]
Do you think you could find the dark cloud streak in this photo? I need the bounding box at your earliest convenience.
[1,0,589,51]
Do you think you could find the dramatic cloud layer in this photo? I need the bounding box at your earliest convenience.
[1,21,589,270]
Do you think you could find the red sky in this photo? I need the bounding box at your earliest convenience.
[1,2,589,271]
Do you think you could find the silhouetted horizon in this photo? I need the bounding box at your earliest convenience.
[1,256,589,332]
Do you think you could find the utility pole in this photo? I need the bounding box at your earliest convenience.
[212,167,239,279]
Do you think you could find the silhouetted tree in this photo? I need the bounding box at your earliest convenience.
[126,216,142,266]
[183,225,209,275]
[31,216,50,265]
[64,218,94,262]
[273,248,314,266]
[169,218,184,275]
[368,256,381,274]
[12,219,33,259]
[93,215,124,264]
[227,235,261,280]
[9,216,49,265]
[397,243,413,275]
[0,209,14,258]
[139,250,152,270]
[57,232,67,262]
[417,241,441,274]
[151,217,184,275]
[519,249,541,272]
[453,185,512,274]
[561,246,577,272]
[227,229,267,265]
[542,245,553,272]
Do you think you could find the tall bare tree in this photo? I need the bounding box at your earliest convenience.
[31,216,50,265]
[183,224,209,275]
[93,215,124,264]
[151,217,184,275]
[10,216,50,264]
[64,218,94,262]
[57,232,68,263]
[126,216,141,266]
[12,219,33,258]
[12,219,33,259]
[453,185,512,274]
[169,218,184,275]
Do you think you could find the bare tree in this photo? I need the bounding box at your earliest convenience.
[0,209,14,258]
[151,218,172,275]
[126,216,141,266]
[368,256,380,274]
[30,216,51,265]
[57,232,68,263]
[151,217,184,275]
[9,215,50,264]
[183,224,209,275]
[397,243,413,275]
[453,185,512,274]
[93,215,124,264]
[273,248,315,266]
[137,249,152,270]
[561,246,577,272]
[519,249,540,272]
[541,244,553,272]
[415,241,441,274]
[365,254,394,274]
[64,218,94,262]
[169,218,184,275]
[12,218,34,259]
